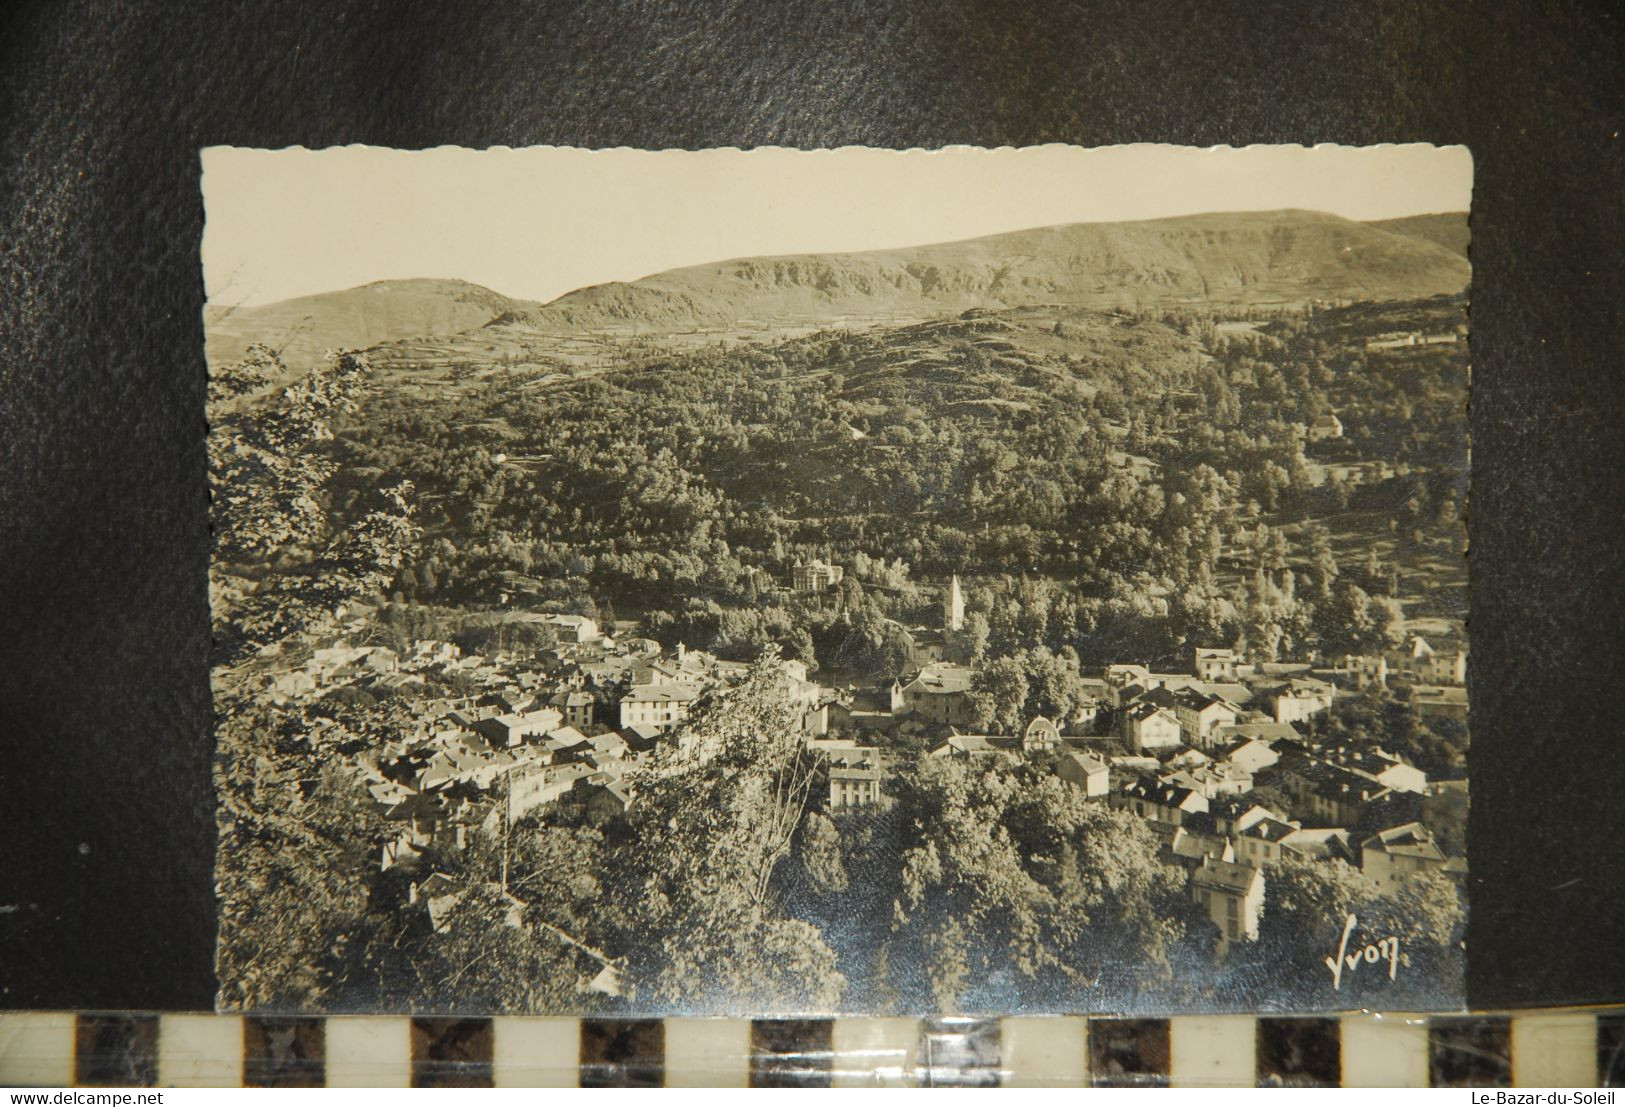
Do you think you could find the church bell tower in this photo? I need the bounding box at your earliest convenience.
[945,574,965,633]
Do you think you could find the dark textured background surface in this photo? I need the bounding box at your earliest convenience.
[1,0,1621,1013]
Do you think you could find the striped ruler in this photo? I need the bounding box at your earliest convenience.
[1,1011,1621,1088]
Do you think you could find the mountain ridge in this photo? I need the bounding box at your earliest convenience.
[1365,212,1470,258]
[508,208,1469,332]
[206,210,1470,366]
[205,277,542,370]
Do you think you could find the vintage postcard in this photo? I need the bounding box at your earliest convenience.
[204,144,1471,1016]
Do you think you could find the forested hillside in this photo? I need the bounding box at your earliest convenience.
[315,295,1467,679]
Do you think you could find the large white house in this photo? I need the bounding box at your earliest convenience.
[619,682,701,732]
[1360,822,1450,889]
[1191,857,1264,953]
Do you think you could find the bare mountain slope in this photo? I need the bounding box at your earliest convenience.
[514,209,1471,333]
[1366,212,1470,258]
[205,278,540,369]
[207,211,1471,367]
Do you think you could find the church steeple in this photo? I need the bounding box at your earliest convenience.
[945,574,965,632]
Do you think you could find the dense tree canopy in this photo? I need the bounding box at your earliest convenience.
[318,299,1465,673]
[882,756,1203,1012]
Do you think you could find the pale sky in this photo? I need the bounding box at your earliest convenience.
[201,144,1472,308]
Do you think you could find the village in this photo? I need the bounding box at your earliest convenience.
[261,557,1468,965]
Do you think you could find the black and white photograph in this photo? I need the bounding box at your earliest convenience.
[204,143,1472,1017]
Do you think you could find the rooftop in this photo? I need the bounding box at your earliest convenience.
[1412,685,1469,705]
[1192,857,1262,896]
[1127,700,1178,722]
[1061,750,1109,773]
[1240,816,1300,841]
[906,663,978,695]
[1363,820,1446,862]
[623,683,702,703]
[1122,777,1199,807]
[1175,687,1240,712]
[1216,721,1301,744]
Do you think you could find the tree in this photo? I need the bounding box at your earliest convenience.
[1368,595,1400,648]
[1305,523,1339,602]
[215,722,386,1010]
[835,606,909,675]
[226,479,421,657]
[388,882,595,1013]
[1228,858,1464,1009]
[210,351,430,662]
[1329,472,1354,511]
[328,816,622,1015]
[884,758,1196,1013]
[1315,580,1385,656]
[1019,647,1089,729]
[602,654,847,1010]
[648,896,845,1013]
[208,341,280,407]
[798,811,848,893]
[949,607,988,659]
[210,350,372,566]
[968,657,1029,734]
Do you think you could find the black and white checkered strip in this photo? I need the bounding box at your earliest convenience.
[1,1011,1621,1087]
